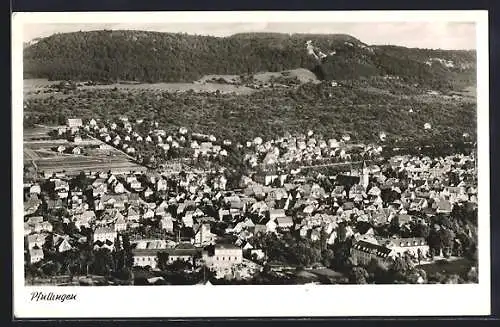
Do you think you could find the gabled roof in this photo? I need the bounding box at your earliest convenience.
[29,248,44,257]
[352,240,392,257]
[382,237,427,248]
[437,199,453,212]
[94,226,116,234]
[276,217,294,226]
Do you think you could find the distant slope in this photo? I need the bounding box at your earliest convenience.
[24,30,476,91]
[196,68,320,86]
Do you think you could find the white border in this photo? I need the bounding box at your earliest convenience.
[12,10,490,318]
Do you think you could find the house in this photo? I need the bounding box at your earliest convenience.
[132,249,160,269]
[126,207,141,222]
[27,233,47,249]
[92,179,108,197]
[242,242,254,251]
[114,182,126,194]
[409,198,429,211]
[160,217,174,233]
[74,210,96,231]
[26,216,43,225]
[67,118,83,128]
[56,237,73,253]
[276,217,294,230]
[193,224,217,246]
[182,213,194,228]
[143,187,154,199]
[165,246,198,265]
[29,184,41,195]
[99,194,128,210]
[371,208,393,227]
[349,184,366,199]
[310,184,327,199]
[202,244,243,278]
[269,209,287,221]
[35,221,53,233]
[93,226,117,249]
[253,224,267,235]
[29,248,44,264]
[128,178,142,191]
[72,147,82,155]
[24,223,33,236]
[332,186,346,199]
[350,240,393,266]
[266,219,277,233]
[157,178,168,192]
[380,237,430,260]
[250,249,266,261]
[143,209,155,220]
[367,186,382,197]
[394,214,412,227]
[115,215,128,232]
[155,202,170,217]
[436,199,453,214]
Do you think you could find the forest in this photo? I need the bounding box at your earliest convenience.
[24,30,476,91]
[23,81,477,146]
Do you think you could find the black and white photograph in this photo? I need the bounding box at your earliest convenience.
[12,10,490,318]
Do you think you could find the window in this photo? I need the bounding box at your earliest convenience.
[216,257,219,260]
[222,257,225,261]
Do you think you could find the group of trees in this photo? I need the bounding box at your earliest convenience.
[25,30,475,91]
[24,79,476,147]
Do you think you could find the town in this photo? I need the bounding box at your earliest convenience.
[23,116,479,285]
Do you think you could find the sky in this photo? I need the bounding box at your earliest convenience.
[23,22,476,50]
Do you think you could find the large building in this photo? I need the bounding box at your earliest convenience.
[67,118,83,129]
[350,237,430,266]
[202,244,243,278]
[350,240,393,266]
[132,247,199,270]
[380,237,430,258]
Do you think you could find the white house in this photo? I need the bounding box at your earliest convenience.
[29,248,44,264]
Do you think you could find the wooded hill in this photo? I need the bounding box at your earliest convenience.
[24,30,476,91]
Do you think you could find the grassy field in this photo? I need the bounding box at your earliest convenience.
[197,68,320,85]
[309,268,345,278]
[418,258,474,277]
[23,78,255,99]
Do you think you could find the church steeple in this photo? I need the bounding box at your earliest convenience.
[359,161,369,189]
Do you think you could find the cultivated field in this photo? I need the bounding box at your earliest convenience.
[23,78,255,100]
[24,125,147,177]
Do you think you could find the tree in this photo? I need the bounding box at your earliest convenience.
[366,258,390,284]
[466,267,478,283]
[439,228,454,258]
[157,251,170,270]
[321,248,335,268]
[92,248,114,276]
[348,266,369,284]
[427,228,442,258]
[413,222,430,239]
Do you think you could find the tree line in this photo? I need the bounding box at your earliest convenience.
[24,30,475,90]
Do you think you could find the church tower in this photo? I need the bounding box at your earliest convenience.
[359,161,369,189]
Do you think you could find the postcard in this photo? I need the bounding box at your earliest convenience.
[12,10,490,318]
